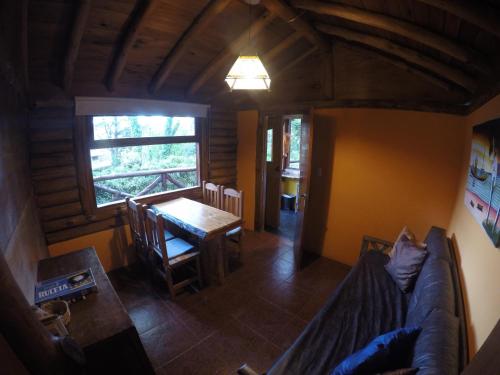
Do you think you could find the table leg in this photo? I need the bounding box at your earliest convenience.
[216,235,225,285]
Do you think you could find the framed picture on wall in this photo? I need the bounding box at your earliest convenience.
[465,118,500,246]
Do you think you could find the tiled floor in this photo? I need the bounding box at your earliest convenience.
[108,230,350,375]
[266,209,298,241]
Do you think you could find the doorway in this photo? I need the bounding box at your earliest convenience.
[264,115,302,243]
[256,111,315,270]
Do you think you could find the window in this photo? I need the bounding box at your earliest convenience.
[266,128,273,162]
[84,115,203,208]
[287,117,301,169]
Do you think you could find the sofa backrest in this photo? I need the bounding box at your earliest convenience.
[405,226,467,374]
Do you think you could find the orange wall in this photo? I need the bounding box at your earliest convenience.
[237,110,258,231]
[316,108,465,266]
[48,225,135,272]
[448,94,500,354]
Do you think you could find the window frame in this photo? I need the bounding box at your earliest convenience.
[75,115,208,215]
[283,115,302,171]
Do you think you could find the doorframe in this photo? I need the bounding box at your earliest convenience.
[254,113,268,231]
[254,111,311,232]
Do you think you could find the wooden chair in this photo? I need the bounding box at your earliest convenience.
[220,187,244,268]
[202,181,221,208]
[144,208,202,299]
[125,198,149,265]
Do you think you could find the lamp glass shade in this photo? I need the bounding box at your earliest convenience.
[225,55,271,90]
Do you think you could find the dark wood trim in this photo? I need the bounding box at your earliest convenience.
[105,0,158,92]
[62,0,92,92]
[243,98,468,116]
[74,116,95,216]
[149,0,232,94]
[292,0,490,75]
[316,23,477,93]
[90,135,199,149]
[200,116,209,183]
[416,0,500,39]
[187,12,275,97]
[261,0,330,51]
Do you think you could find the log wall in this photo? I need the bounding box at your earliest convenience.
[0,0,48,303]
[29,106,238,245]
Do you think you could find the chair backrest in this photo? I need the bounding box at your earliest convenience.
[202,180,221,208]
[144,208,169,267]
[221,187,243,218]
[126,198,147,247]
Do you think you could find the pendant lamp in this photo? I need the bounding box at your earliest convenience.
[225,1,271,91]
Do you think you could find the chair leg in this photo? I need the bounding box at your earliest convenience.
[223,239,229,275]
[165,269,176,300]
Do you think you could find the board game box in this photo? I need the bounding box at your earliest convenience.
[35,268,97,305]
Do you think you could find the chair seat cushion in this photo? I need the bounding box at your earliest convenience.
[164,230,175,241]
[226,226,242,237]
[153,238,194,260]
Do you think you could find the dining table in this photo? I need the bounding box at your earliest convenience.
[152,197,242,284]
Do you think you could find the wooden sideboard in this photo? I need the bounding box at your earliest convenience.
[38,247,154,374]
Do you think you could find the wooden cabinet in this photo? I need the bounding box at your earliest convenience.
[38,247,154,374]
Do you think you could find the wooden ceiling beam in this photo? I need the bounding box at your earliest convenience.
[260,0,330,51]
[292,0,490,75]
[337,41,467,96]
[317,23,477,93]
[262,32,302,64]
[186,12,275,97]
[105,0,158,92]
[62,0,92,93]
[416,0,500,39]
[273,47,318,80]
[149,0,232,94]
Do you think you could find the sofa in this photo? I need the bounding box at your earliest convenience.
[240,227,467,375]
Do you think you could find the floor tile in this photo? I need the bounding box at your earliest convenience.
[108,230,351,374]
[128,299,176,335]
[270,316,309,350]
[235,295,294,342]
[156,335,230,375]
[140,319,199,369]
[207,318,282,373]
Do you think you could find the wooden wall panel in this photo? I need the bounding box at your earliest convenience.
[208,108,237,186]
[0,0,48,304]
[29,106,238,244]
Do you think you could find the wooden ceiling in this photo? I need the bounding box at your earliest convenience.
[27,0,500,114]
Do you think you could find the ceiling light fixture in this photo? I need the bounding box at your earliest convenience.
[225,0,270,91]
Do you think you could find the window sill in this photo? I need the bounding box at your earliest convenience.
[91,186,203,217]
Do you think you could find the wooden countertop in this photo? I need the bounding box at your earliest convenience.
[37,247,132,349]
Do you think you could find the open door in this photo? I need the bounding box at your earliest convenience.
[293,111,314,270]
[264,114,282,229]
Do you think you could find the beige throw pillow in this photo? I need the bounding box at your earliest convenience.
[389,226,426,256]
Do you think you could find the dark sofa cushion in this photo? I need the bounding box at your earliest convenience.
[385,237,428,293]
[405,257,455,327]
[411,309,459,375]
[267,251,407,375]
[424,227,451,263]
[331,327,421,375]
